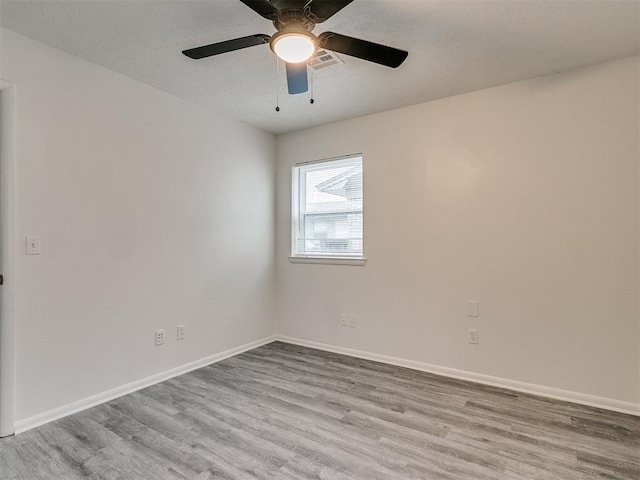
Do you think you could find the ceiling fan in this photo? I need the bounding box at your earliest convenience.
[182,0,409,95]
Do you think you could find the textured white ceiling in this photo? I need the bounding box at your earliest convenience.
[1,1,639,134]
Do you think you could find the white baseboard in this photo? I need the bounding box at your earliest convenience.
[14,333,638,434]
[277,335,640,417]
[15,335,278,434]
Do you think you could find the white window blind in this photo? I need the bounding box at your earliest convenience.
[292,155,363,258]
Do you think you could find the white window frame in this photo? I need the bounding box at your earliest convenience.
[289,154,366,266]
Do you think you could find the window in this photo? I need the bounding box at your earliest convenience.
[291,155,364,264]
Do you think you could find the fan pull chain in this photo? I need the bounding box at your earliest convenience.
[309,65,315,104]
[275,58,281,112]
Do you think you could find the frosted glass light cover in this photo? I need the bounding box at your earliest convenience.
[273,34,316,63]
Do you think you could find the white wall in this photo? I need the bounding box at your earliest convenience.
[276,56,640,405]
[1,28,276,422]
[1,26,638,426]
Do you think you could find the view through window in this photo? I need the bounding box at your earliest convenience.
[292,155,363,258]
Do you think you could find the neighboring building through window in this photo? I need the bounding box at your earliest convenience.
[292,155,363,259]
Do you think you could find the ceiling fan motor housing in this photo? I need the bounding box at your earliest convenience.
[273,8,316,32]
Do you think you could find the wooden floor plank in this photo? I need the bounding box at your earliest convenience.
[1,341,638,479]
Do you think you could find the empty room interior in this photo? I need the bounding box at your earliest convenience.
[0,0,639,479]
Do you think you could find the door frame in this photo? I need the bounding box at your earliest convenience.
[0,80,17,437]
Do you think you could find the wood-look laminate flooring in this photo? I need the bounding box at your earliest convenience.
[1,341,639,479]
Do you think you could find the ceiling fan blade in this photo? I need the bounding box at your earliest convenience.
[182,34,270,59]
[308,0,354,22]
[285,62,309,94]
[318,31,408,68]
[238,0,279,20]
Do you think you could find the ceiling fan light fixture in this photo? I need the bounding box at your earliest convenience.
[270,30,317,63]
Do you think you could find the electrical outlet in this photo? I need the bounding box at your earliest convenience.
[177,325,185,340]
[155,329,165,346]
[340,313,348,327]
[468,329,478,344]
[347,314,356,328]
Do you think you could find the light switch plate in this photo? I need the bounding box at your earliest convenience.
[26,236,41,255]
[467,300,479,317]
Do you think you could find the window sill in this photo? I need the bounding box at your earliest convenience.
[288,256,366,266]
